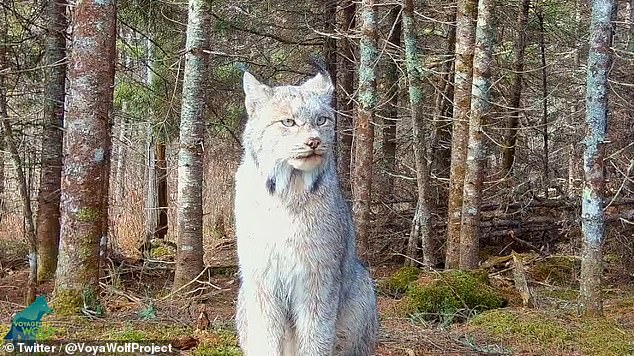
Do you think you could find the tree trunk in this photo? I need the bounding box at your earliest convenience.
[445,0,478,269]
[37,0,67,282]
[324,0,337,122]
[54,0,116,314]
[113,118,127,204]
[173,0,209,291]
[145,132,158,248]
[501,0,530,176]
[578,0,614,316]
[403,0,434,267]
[352,0,378,263]
[538,6,549,196]
[459,0,495,270]
[156,142,168,240]
[337,0,356,198]
[382,5,401,198]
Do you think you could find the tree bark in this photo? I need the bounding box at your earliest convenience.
[445,0,478,269]
[403,0,434,267]
[37,0,67,282]
[459,0,495,270]
[54,0,116,314]
[352,0,378,263]
[324,0,337,121]
[156,142,168,240]
[173,0,209,291]
[538,6,549,196]
[501,0,530,176]
[382,5,401,198]
[579,0,614,316]
[338,0,356,198]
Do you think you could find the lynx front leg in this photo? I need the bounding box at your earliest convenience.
[237,283,287,356]
[294,281,340,356]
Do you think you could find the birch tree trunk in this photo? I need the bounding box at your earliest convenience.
[459,0,495,270]
[144,38,158,250]
[173,0,209,291]
[338,0,356,197]
[579,0,615,316]
[501,0,530,176]
[403,0,434,267]
[54,0,116,314]
[37,0,67,281]
[352,0,378,263]
[445,0,478,269]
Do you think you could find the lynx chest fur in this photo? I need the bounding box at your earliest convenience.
[234,68,378,356]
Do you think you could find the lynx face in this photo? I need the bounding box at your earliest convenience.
[242,71,335,174]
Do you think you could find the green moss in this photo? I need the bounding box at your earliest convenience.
[193,329,241,356]
[52,287,102,316]
[531,256,580,287]
[378,266,421,297]
[579,318,634,355]
[110,328,148,341]
[541,288,579,301]
[35,323,63,340]
[403,270,506,323]
[150,245,174,258]
[51,290,83,316]
[470,309,634,355]
[76,207,100,222]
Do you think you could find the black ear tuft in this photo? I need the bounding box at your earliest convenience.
[308,56,328,76]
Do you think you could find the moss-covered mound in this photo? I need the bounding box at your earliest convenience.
[377,266,421,297]
[469,309,634,356]
[402,270,507,323]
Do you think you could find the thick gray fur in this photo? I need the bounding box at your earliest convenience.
[234,70,378,356]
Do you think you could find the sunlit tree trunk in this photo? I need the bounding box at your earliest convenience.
[459,0,495,270]
[352,0,378,263]
[338,0,356,197]
[173,0,209,291]
[579,0,615,316]
[403,0,434,267]
[501,0,530,176]
[382,5,401,198]
[54,0,116,314]
[445,0,477,269]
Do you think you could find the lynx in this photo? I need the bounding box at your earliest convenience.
[234,67,378,356]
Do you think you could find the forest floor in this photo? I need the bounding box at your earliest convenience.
[1,239,634,355]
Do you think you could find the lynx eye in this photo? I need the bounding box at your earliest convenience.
[316,116,328,126]
[280,119,296,127]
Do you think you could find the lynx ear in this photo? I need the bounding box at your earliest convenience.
[301,71,334,101]
[243,72,271,111]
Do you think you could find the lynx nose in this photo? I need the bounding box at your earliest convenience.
[306,137,321,150]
